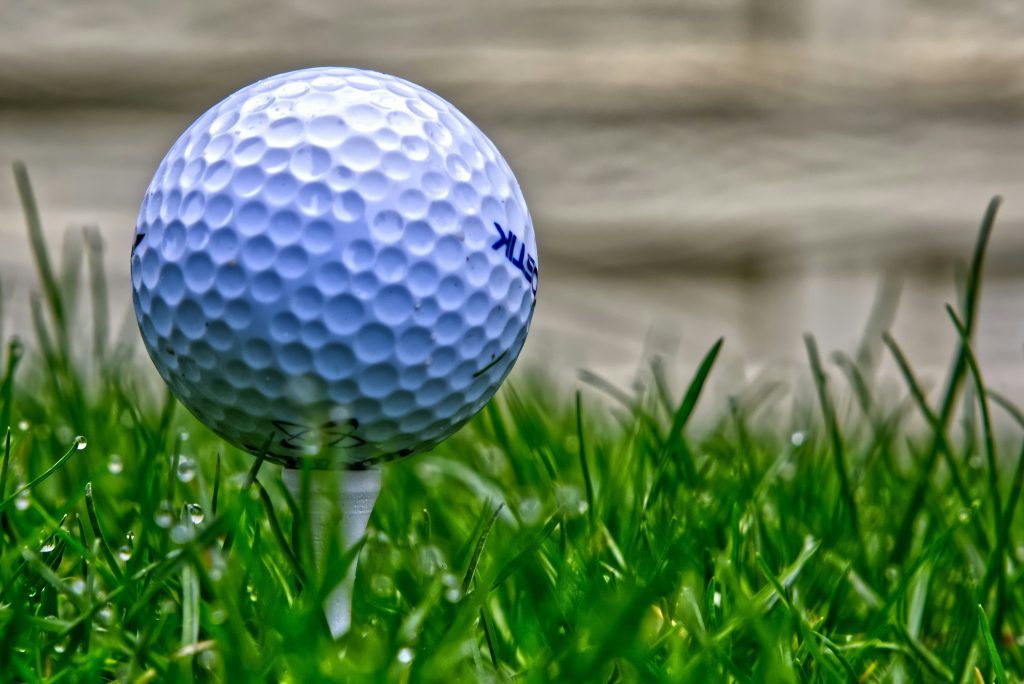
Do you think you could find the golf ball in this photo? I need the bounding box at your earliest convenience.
[131,67,538,468]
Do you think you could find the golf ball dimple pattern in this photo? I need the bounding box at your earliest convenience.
[132,67,538,468]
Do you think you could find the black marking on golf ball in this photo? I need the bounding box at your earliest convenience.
[131,232,145,257]
[273,418,365,451]
[473,349,509,378]
[492,222,538,295]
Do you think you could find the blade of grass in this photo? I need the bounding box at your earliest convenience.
[0,337,23,449]
[891,197,1000,564]
[84,482,123,582]
[804,335,861,547]
[576,391,595,531]
[978,604,1009,684]
[979,440,1024,627]
[881,333,976,516]
[13,162,66,339]
[462,502,504,596]
[945,306,1001,529]
[83,226,109,367]
[657,337,724,487]
[254,478,305,585]
[0,439,83,513]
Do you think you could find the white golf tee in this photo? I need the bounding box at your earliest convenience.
[280,467,382,639]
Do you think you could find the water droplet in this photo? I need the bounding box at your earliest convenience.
[40,538,56,553]
[107,455,124,475]
[518,497,542,524]
[210,607,227,624]
[556,485,586,517]
[957,509,971,523]
[53,641,67,654]
[199,650,218,669]
[371,574,394,596]
[187,503,205,524]
[416,545,445,576]
[17,420,29,432]
[209,550,226,582]
[97,605,114,625]
[397,647,414,664]
[70,578,86,595]
[176,457,196,483]
[179,431,190,442]
[170,523,194,544]
[14,488,30,511]
[155,501,175,528]
[118,533,134,561]
[790,431,806,447]
[74,435,88,450]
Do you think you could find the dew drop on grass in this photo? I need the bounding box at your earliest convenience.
[53,641,67,654]
[210,607,227,624]
[397,647,414,665]
[74,435,87,450]
[97,605,114,625]
[118,533,134,561]
[107,455,124,475]
[70,578,86,595]
[17,420,29,431]
[555,485,586,517]
[518,497,541,524]
[170,523,194,544]
[177,457,196,482]
[416,545,445,575]
[371,574,394,596]
[14,489,30,511]
[199,650,218,669]
[179,431,190,442]
[187,503,205,524]
[40,539,56,553]
[790,431,806,447]
[442,573,462,603]
[155,501,175,528]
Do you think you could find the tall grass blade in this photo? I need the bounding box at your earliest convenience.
[576,391,595,530]
[891,197,1000,563]
[462,502,504,595]
[804,334,861,546]
[978,605,1009,684]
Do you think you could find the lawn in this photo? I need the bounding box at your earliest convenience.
[0,166,1020,682]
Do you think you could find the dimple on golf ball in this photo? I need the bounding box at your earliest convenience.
[131,67,538,468]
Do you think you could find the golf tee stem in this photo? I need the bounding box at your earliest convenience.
[280,467,382,639]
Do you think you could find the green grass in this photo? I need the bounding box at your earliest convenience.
[1,164,1023,682]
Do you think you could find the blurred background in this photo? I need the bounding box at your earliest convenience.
[2,0,1024,401]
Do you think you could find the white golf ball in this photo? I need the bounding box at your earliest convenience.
[131,67,538,468]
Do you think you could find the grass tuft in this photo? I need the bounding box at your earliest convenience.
[2,170,1023,681]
